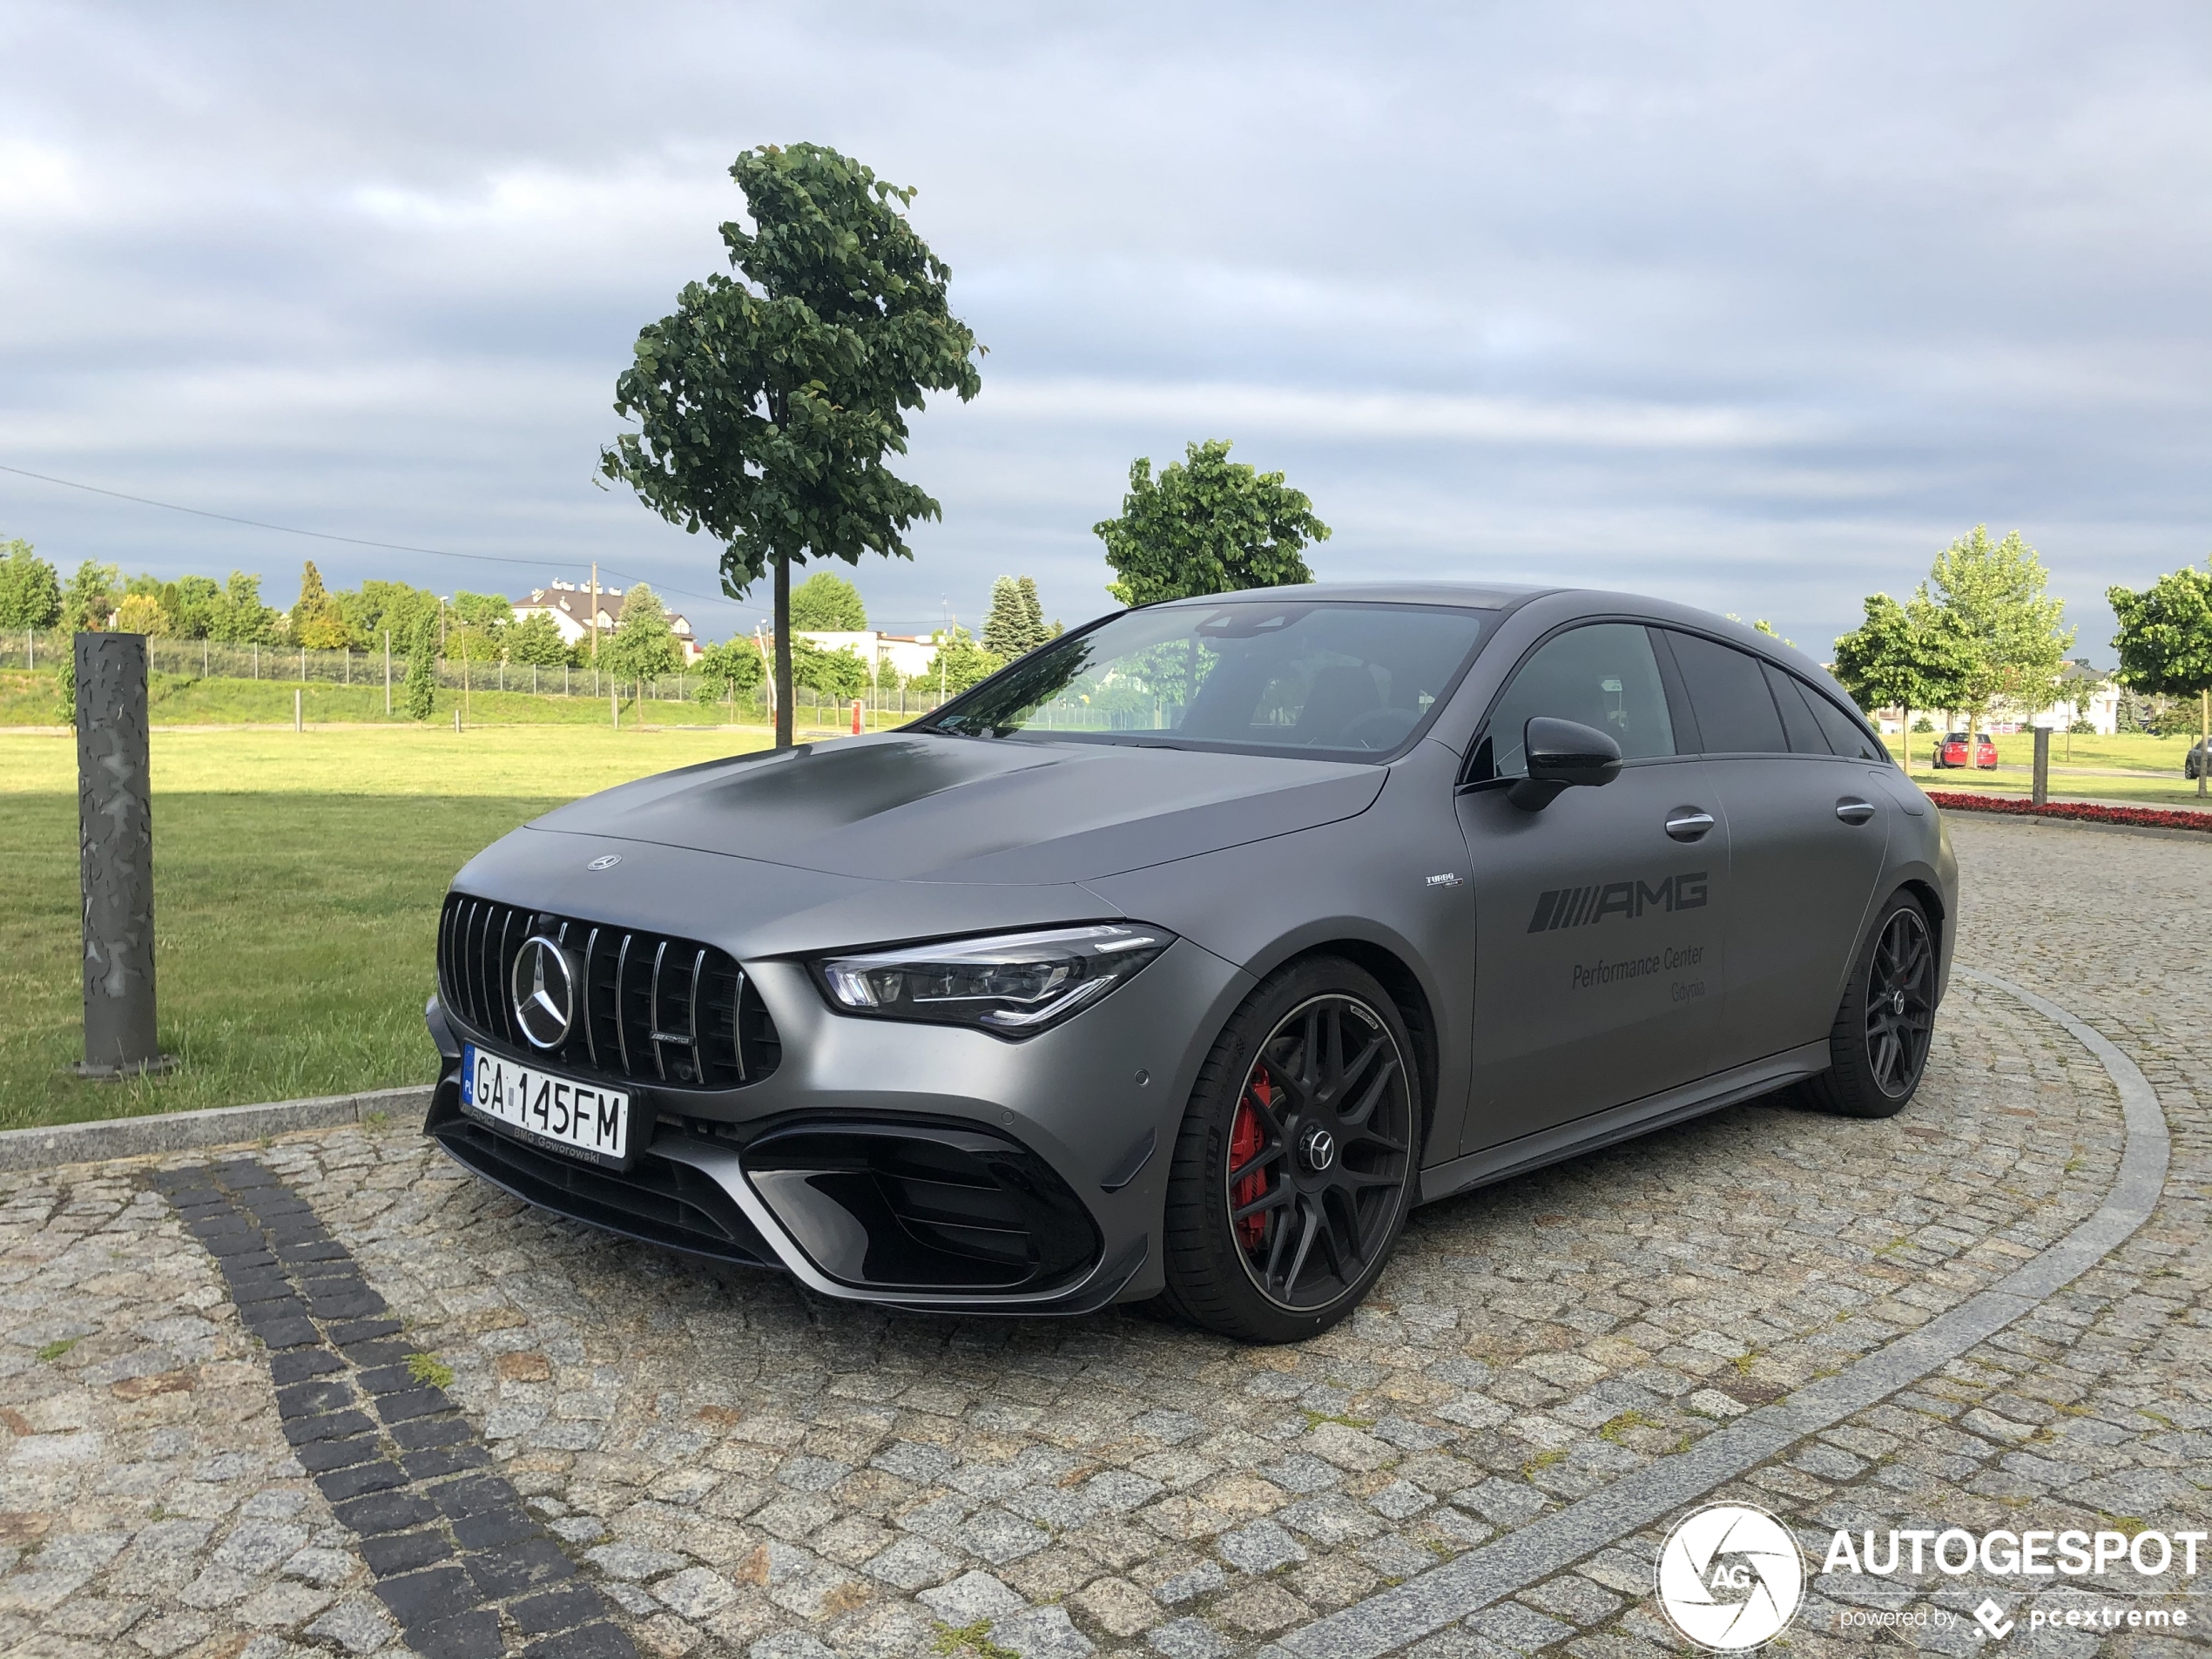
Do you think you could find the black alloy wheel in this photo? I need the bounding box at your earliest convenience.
[1801,892,1937,1120]
[1863,905,1936,1098]
[1160,958,1421,1342]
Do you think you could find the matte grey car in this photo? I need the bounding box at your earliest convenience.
[423,583,1957,1341]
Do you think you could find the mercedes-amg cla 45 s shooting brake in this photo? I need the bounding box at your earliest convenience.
[425,583,1957,1341]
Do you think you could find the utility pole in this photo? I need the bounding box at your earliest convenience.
[383,631,391,716]
[590,563,599,664]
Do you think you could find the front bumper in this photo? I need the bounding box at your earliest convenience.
[423,934,1249,1314]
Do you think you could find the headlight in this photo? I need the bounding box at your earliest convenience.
[813,923,1174,1036]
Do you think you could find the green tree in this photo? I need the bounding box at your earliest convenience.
[693,637,766,718]
[401,614,439,720]
[63,560,120,632]
[1922,525,2073,736]
[1094,440,1330,607]
[113,593,171,637]
[170,575,222,638]
[287,561,354,650]
[983,576,1049,659]
[122,572,183,634]
[600,141,983,750]
[506,610,570,667]
[789,637,868,700]
[926,626,1003,698]
[2109,563,2212,797]
[336,579,440,653]
[443,590,512,665]
[0,541,61,629]
[207,572,280,644]
[1017,577,1049,644]
[789,570,867,631]
[1831,593,1976,773]
[600,583,682,686]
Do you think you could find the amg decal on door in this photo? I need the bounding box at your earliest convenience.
[1527,872,1709,933]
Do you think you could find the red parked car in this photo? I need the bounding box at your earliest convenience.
[1933,731,1998,770]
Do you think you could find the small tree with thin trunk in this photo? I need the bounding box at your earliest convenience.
[1831,593,1975,772]
[600,583,682,695]
[600,142,981,748]
[2109,563,2212,798]
[1923,525,2073,738]
[401,614,439,722]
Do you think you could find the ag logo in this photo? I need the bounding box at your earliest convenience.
[1656,1503,1804,1650]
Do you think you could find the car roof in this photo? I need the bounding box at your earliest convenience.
[1150,581,1551,610]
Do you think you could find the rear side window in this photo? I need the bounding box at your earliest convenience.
[1763,663,1831,755]
[1486,623,1676,776]
[1804,687,1885,759]
[1663,631,1787,754]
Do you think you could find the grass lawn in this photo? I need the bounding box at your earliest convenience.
[0,724,781,1130]
[1898,730,2209,806]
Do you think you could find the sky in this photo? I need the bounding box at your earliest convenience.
[1,1,2205,660]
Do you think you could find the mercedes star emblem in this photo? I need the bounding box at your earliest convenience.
[510,934,580,1049]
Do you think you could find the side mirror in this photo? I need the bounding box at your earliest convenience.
[1509,717,1623,811]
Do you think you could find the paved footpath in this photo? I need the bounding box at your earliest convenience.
[0,818,2202,1659]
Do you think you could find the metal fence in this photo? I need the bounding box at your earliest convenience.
[6,629,952,720]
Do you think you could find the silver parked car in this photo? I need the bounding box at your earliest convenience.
[424,583,1957,1342]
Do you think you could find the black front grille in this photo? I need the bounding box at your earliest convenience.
[437,894,780,1089]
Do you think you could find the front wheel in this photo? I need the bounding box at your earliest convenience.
[1800,893,1938,1119]
[1159,958,1422,1343]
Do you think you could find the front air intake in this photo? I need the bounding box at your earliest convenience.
[739,1123,1102,1293]
[436,894,780,1089]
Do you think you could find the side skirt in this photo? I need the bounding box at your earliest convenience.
[1417,1040,1830,1205]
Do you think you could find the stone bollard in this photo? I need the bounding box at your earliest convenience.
[76,632,172,1078]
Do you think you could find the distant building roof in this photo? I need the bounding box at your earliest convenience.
[516,581,694,638]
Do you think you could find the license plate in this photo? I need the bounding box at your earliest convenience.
[461,1043,630,1166]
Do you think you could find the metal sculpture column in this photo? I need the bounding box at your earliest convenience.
[76,632,171,1077]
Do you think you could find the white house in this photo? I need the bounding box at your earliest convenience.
[796,630,939,683]
[515,580,701,664]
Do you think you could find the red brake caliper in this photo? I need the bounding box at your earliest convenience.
[1230,1073,1273,1250]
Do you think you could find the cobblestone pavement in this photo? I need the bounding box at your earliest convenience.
[0,818,2202,1658]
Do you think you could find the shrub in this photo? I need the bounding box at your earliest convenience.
[1924,791,2210,833]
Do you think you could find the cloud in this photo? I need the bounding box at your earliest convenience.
[0,0,2202,657]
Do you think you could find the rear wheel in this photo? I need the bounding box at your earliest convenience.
[1159,958,1421,1343]
[1800,893,1937,1119]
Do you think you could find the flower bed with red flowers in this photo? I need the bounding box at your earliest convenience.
[1924,791,2212,833]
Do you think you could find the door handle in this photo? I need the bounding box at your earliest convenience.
[1664,808,1715,842]
[1835,798,1876,826]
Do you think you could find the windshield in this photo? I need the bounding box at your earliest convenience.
[919,600,1490,759]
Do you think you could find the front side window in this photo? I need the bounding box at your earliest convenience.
[1664,631,1788,754]
[1484,623,1676,777]
[921,601,1488,759]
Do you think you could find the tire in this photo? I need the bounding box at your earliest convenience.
[1799,892,1938,1120]
[1158,957,1423,1343]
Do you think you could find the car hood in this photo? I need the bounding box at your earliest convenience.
[525,732,1387,886]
